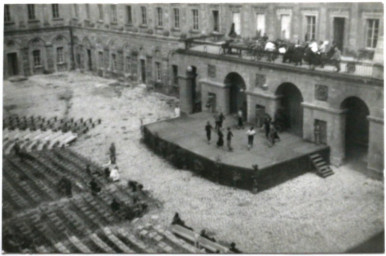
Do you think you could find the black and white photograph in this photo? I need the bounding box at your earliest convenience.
[2,1,384,253]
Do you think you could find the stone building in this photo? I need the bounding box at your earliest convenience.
[3,3,384,173]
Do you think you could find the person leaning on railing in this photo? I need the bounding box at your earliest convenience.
[331,46,341,72]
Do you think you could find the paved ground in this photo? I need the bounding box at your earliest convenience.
[146,112,327,169]
[3,72,384,253]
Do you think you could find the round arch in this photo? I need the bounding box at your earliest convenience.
[341,96,370,162]
[224,72,247,116]
[275,83,304,136]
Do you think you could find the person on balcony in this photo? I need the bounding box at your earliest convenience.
[331,46,341,72]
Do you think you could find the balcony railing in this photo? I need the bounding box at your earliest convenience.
[182,36,383,81]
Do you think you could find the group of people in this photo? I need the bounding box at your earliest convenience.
[205,111,281,152]
[205,112,234,152]
[171,212,242,253]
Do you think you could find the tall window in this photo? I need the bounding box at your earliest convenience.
[98,52,103,69]
[155,62,161,81]
[256,13,265,37]
[98,5,104,20]
[32,50,41,66]
[4,5,11,22]
[110,5,117,23]
[174,8,180,29]
[111,54,117,71]
[306,15,316,41]
[85,4,90,19]
[27,4,35,20]
[57,47,64,63]
[52,4,59,18]
[366,19,379,48]
[125,56,131,73]
[280,14,291,39]
[141,6,147,25]
[192,9,199,30]
[126,6,132,24]
[157,7,163,27]
[232,12,241,35]
[73,4,79,18]
[212,10,219,32]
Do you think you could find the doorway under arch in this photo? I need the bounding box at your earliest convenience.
[275,83,304,137]
[225,72,247,118]
[341,97,370,164]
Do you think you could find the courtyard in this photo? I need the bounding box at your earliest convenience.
[3,71,384,253]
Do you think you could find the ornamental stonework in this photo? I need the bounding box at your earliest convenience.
[315,84,328,101]
[255,74,266,89]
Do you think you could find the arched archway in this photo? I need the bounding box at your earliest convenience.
[275,83,304,136]
[341,97,370,163]
[225,72,247,118]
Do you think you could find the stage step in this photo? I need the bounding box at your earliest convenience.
[310,153,334,178]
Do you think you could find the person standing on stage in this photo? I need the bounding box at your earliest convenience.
[205,121,213,144]
[246,126,256,150]
[227,127,233,151]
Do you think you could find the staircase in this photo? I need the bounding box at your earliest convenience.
[309,153,334,178]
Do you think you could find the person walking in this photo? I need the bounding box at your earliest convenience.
[269,124,280,146]
[226,127,233,151]
[237,109,244,129]
[216,128,224,149]
[264,116,271,139]
[214,112,220,132]
[205,121,213,144]
[219,112,225,129]
[246,126,256,150]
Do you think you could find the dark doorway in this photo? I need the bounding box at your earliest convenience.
[188,66,201,113]
[140,59,146,83]
[275,83,303,136]
[255,105,266,128]
[87,49,92,70]
[341,97,369,164]
[225,72,247,118]
[7,53,18,76]
[333,17,345,51]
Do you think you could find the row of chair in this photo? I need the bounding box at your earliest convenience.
[3,114,101,135]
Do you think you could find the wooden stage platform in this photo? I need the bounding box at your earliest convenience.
[143,112,330,191]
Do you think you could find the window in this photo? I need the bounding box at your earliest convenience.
[126,6,132,24]
[85,4,90,19]
[27,4,35,20]
[4,5,11,22]
[232,12,241,35]
[32,50,41,66]
[125,56,131,73]
[52,4,59,18]
[366,19,379,48]
[256,14,265,37]
[306,15,316,41]
[98,5,104,20]
[98,52,103,69]
[110,5,117,23]
[141,6,147,25]
[57,47,64,63]
[111,53,117,71]
[280,14,291,39]
[172,65,178,85]
[156,7,163,27]
[212,10,219,32]
[155,62,161,81]
[192,9,199,30]
[174,8,180,29]
[73,4,79,18]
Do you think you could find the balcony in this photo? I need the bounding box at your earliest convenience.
[180,35,383,82]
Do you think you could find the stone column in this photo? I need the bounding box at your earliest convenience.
[221,86,230,114]
[178,74,194,115]
[302,103,314,142]
[266,94,282,119]
[329,110,347,166]
[21,47,30,76]
[367,116,384,173]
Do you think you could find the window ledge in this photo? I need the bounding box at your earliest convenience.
[155,26,163,30]
[110,22,118,25]
[52,17,63,21]
[139,24,148,28]
[97,20,104,23]
[172,27,181,32]
[28,19,40,24]
[34,65,43,68]
[5,21,14,25]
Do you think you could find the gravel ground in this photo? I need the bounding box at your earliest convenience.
[3,71,384,253]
